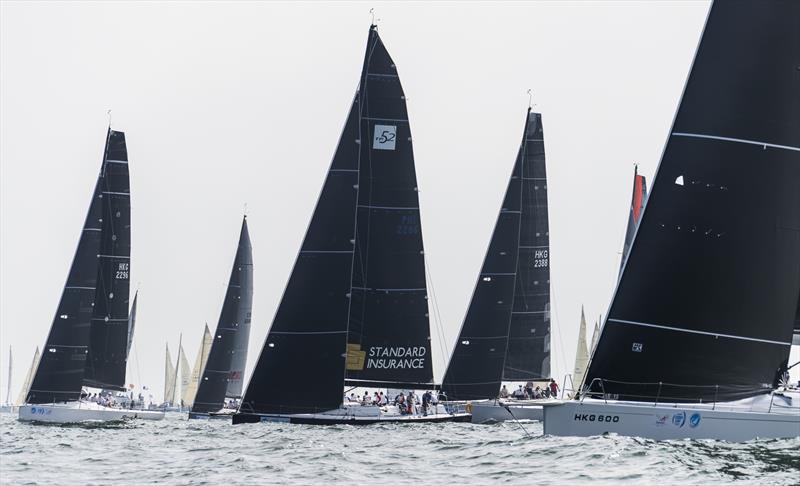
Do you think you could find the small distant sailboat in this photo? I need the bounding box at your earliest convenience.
[163,343,176,408]
[619,166,648,275]
[234,24,469,425]
[441,108,554,423]
[189,217,253,420]
[543,1,800,441]
[18,129,163,423]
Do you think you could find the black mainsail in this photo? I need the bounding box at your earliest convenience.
[502,112,551,382]
[240,25,432,415]
[192,217,253,414]
[27,130,125,403]
[82,130,131,391]
[583,1,800,403]
[441,109,551,400]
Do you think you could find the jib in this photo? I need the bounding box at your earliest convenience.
[574,414,619,423]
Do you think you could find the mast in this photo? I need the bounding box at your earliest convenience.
[83,129,131,391]
[172,334,182,405]
[583,1,800,403]
[192,217,254,413]
[26,130,112,404]
[241,24,431,415]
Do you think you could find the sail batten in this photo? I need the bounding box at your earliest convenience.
[584,1,800,403]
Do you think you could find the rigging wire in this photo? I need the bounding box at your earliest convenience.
[424,255,450,378]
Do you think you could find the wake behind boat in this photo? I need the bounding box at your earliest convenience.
[543,0,800,441]
[18,129,163,424]
[234,24,469,425]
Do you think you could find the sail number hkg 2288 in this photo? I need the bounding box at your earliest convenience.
[533,249,549,268]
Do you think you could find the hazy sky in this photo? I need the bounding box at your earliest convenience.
[6,1,791,403]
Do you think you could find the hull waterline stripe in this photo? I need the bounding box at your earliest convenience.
[105,160,128,164]
[65,286,96,290]
[98,255,130,259]
[102,191,130,196]
[608,318,792,346]
[671,132,800,152]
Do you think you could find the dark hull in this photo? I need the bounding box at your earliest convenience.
[188,411,232,421]
[232,412,472,426]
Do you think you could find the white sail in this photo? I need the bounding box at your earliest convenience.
[572,307,589,394]
[164,344,176,404]
[183,324,212,407]
[179,343,191,403]
[4,346,11,405]
[590,320,600,353]
[15,347,40,406]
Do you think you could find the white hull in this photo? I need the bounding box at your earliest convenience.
[18,402,165,423]
[542,394,800,441]
[470,399,555,423]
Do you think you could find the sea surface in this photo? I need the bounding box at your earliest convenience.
[1,412,798,485]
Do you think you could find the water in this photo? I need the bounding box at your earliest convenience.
[2,413,798,485]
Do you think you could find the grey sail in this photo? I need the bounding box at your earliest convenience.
[191,217,254,413]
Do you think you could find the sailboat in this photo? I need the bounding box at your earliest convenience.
[18,129,163,423]
[234,25,469,425]
[0,347,12,412]
[189,217,253,419]
[163,343,176,408]
[542,0,800,441]
[441,108,554,423]
[182,324,212,409]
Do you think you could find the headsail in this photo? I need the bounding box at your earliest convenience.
[178,343,191,401]
[126,290,138,357]
[572,307,589,393]
[183,324,212,408]
[15,348,39,406]
[584,1,800,403]
[164,344,176,404]
[83,130,131,391]
[192,217,254,413]
[27,131,113,404]
[619,166,648,273]
[441,109,549,399]
[241,25,431,415]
